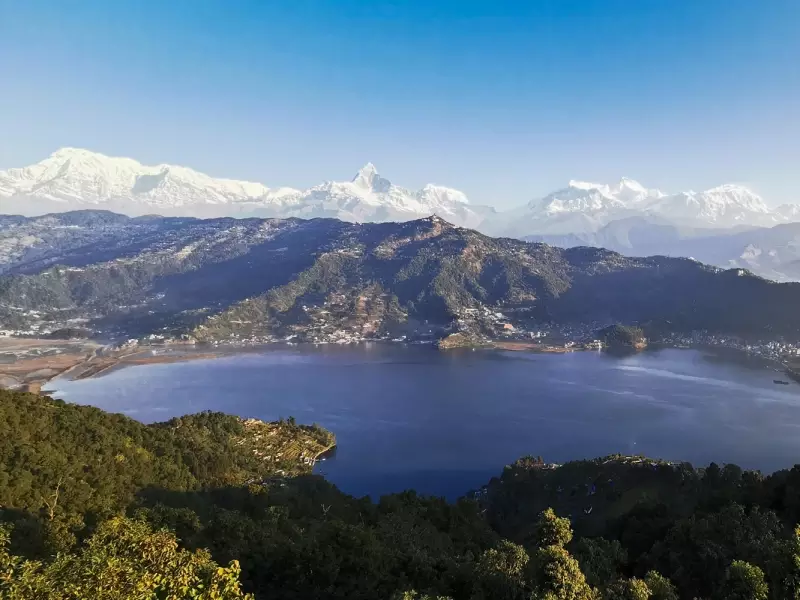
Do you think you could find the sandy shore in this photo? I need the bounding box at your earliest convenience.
[0,338,240,391]
[0,337,598,392]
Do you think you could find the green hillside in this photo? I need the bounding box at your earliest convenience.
[3,389,800,598]
[3,212,800,342]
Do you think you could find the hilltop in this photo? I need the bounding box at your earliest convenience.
[2,211,800,345]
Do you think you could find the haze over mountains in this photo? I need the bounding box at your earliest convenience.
[2,148,800,281]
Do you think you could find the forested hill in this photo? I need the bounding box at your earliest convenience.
[2,210,800,341]
[5,389,800,598]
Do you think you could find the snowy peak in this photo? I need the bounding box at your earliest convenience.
[533,178,662,218]
[613,177,660,198]
[0,147,278,208]
[499,177,792,238]
[2,149,798,236]
[419,184,469,206]
[348,162,394,195]
[701,184,769,213]
[647,184,774,228]
[0,149,483,226]
[562,177,657,200]
[352,162,379,187]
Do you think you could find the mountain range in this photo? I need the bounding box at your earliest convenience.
[2,148,797,232]
[0,148,492,227]
[2,210,800,343]
[2,148,800,282]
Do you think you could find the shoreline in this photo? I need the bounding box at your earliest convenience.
[2,335,798,393]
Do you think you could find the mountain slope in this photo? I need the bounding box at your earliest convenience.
[2,211,800,341]
[645,184,778,229]
[486,178,662,237]
[492,180,789,237]
[526,219,800,283]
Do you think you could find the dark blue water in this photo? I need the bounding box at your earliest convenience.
[47,345,800,499]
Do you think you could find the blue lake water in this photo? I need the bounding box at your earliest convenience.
[47,345,800,499]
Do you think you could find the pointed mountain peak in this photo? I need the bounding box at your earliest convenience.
[617,177,646,192]
[352,162,379,186]
[350,162,393,193]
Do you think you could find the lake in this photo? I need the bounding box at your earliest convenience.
[47,345,800,499]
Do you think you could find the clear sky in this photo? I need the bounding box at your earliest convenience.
[1,0,798,207]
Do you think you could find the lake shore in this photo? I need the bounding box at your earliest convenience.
[3,337,597,391]
[2,334,797,393]
[0,338,264,391]
[42,343,800,499]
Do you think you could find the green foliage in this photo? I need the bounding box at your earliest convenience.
[572,537,627,588]
[596,325,646,348]
[641,572,677,600]
[602,578,650,600]
[647,503,789,599]
[6,388,800,598]
[473,540,529,600]
[716,560,769,600]
[0,389,331,557]
[0,516,252,599]
[532,545,598,600]
[535,508,573,548]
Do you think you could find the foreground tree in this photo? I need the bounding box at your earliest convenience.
[572,537,628,588]
[603,578,650,600]
[532,545,599,600]
[534,508,573,548]
[715,560,769,600]
[473,539,530,599]
[642,571,678,600]
[0,516,252,599]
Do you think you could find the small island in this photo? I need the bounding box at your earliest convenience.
[595,324,648,350]
[436,332,491,349]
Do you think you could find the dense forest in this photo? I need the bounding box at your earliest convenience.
[3,388,800,598]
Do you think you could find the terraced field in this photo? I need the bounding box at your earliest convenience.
[239,418,336,476]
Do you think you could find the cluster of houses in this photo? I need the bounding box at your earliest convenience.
[661,331,800,362]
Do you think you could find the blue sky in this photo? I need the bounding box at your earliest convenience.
[1,0,798,207]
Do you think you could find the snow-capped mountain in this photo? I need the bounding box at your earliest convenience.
[490,178,794,237]
[777,203,800,220]
[267,162,490,227]
[643,184,780,229]
[0,148,490,227]
[489,178,666,236]
[1,148,798,237]
[0,148,298,210]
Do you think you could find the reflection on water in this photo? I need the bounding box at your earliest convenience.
[48,345,800,499]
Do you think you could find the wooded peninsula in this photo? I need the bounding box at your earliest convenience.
[2,388,800,599]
